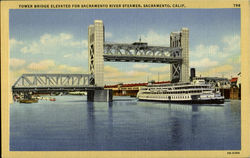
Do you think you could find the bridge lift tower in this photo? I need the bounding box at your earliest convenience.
[170,28,189,83]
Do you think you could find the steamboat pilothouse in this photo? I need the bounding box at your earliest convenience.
[137,79,224,104]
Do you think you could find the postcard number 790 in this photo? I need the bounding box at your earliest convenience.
[233,4,240,7]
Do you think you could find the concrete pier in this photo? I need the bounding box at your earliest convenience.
[87,89,113,102]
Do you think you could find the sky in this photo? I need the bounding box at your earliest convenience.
[9,9,241,85]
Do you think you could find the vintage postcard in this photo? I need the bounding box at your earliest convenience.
[1,0,250,157]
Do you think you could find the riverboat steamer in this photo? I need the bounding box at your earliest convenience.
[137,79,224,104]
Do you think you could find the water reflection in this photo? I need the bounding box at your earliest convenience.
[112,101,137,106]
[167,104,201,113]
[170,116,182,149]
[191,105,199,137]
[192,105,199,112]
[86,101,114,148]
[108,102,113,107]
[86,102,95,146]
[230,100,241,115]
[108,102,114,146]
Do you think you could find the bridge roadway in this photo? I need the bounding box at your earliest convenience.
[12,86,103,94]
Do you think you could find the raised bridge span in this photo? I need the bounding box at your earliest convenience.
[12,20,189,102]
[103,42,182,63]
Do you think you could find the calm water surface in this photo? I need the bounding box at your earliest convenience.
[10,96,241,151]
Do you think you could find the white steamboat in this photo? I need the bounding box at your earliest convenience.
[137,79,224,104]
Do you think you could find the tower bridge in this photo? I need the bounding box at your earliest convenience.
[12,20,189,102]
[89,20,189,87]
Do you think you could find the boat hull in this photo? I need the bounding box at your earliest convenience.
[138,98,224,104]
[19,99,38,104]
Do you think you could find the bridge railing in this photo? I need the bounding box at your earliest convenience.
[12,74,94,88]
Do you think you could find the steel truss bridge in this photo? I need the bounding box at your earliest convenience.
[12,20,188,102]
[13,43,183,94]
[12,74,102,94]
[103,42,182,63]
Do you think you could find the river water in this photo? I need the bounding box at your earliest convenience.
[10,96,241,151]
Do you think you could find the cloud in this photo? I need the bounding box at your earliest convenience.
[82,40,88,47]
[104,65,170,84]
[104,65,124,78]
[10,68,29,87]
[127,70,149,78]
[40,33,73,45]
[197,64,235,78]
[104,65,118,73]
[63,49,88,62]
[9,58,26,69]
[63,54,73,58]
[55,64,86,73]
[190,44,221,58]
[226,54,241,65]
[190,34,240,59]
[21,42,40,54]
[149,65,170,72]
[190,58,218,68]
[104,65,148,83]
[27,60,55,71]
[105,32,113,38]
[26,59,87,73]
[10,38,23,46]
[111,30,170,46]
[132,63,149,69]
[189,33,240,78]
[10,33,89,86]
[141,30,170,46]
[19,33,87,55]
[222,34,240,53]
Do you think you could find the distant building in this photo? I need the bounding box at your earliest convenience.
[230,76,241,100]
[105,81,170,96]
[230,72,241,88]
[194,77,231,89]
[230,77,238,87]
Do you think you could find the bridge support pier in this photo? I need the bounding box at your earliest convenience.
[87,89,113,102]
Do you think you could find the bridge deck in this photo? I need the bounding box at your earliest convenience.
[12,86,103,93]
[103,55,182,63]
